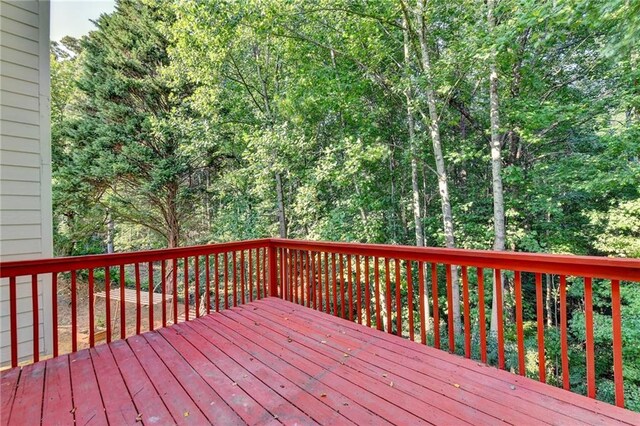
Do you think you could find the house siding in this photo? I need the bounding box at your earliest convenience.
[0,0,52,366]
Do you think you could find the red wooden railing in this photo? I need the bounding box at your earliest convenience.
[1,238,638,409]
[0,239,275,368]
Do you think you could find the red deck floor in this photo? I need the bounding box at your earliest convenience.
[2,297,639,425]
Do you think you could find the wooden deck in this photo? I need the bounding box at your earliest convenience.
[2,298,639,425]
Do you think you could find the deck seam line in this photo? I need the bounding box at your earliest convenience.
[5,367,22,425]
[101,344,142,425]
[121,334,177,423]
[39,360,47,425]
[124,338,181,424]
[87,347,111,426]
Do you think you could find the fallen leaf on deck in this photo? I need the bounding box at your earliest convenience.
[135,413,143,422]
[70,407,76,414]
[510,385,516,390]
[231,382,238,386]
[343,353,349,357]
[184,411,189,417]
[382,373,388,378]
[287,338,293,343]
[453,383,460,388]
[320,393,327,397]
[321,340,327,344]
[389,381,394,387]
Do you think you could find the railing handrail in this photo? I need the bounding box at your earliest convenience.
[2,237,639,280]
[270,238,640,281]
[0,238,271,277]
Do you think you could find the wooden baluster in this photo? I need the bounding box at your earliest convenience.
[172,258,178,324]
[462,266,470,357]
[395,259,402,337]
[206,255,211,313]
[135,263,141,332]
[515,271,525,375]
[332,253,338,316]
[374,257,382,331]
[535,272,545,382]
[446,265,454,352]
[559,275,569,388]
[105,267,111,342]
[224,252,229,309]
[194,256,200,316]
[162,260,167,328]
[432,264,440,349]
[496,269,505,369]
[365,257,371,327]
[248,250,253,303]
[9,276,18,366]
[31,274,39,361]
[214,253,220,310]
[184,258,189,321]
[418,262,426,345]
[149,262,154,329]
[385,258,392,334]
[324,252,330,314]
[240,251,246,305]
[477,267,486,362]
[89,268,95,346]
[611,279,624,408]
[52,272,59,357]
[120,265,126,339]
[356,255,362,324]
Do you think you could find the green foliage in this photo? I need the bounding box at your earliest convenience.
[51,0,639,411]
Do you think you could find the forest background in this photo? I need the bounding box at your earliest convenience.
[50,0,639,410]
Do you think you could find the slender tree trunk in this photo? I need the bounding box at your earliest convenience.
[415,0,461,335]
[166,184,180,249]
[488,0,506,334]
[403,15,424,248]
[275,172,287,238]
[403,13,430,334]
[106,211,115,254]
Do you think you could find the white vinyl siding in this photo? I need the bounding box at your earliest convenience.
[0,0,51,366]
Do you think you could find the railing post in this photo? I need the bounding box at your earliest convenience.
[268,243,279,297]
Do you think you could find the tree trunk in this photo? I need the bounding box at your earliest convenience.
[166,184,180,249]
[275,172,287,238]
[415,0,461,336]
[106,211,115,254]
[488,0,506,334]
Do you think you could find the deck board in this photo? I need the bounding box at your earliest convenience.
[41,355,74,425]
[2,297,640,426]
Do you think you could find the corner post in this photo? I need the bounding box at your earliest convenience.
[268,243,279,297]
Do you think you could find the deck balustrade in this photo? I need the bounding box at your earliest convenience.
[1,238,638,410]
